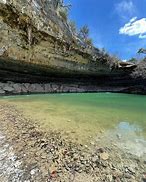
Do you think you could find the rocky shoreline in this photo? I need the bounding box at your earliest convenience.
[0,103,145,181]
[0,81,146,95]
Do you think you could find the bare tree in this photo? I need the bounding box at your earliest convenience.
[79,25,89,40]
[131,50,146,78]
[55,0,71,10]
[137,48,146,54]
[131,58,146,79]
[78,25,93,47]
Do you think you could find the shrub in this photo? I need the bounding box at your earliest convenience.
[69,21,77,34]
[58,7,68,21]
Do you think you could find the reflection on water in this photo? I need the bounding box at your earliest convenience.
[0,93,146,145]
[118,121,141,131]
[103,121,146,157]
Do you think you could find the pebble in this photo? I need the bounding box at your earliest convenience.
[116,134,122,139]
[92,156,99,163]
[30,169,37,175]
[90,142,95,145]
[106,174,113,181]
[124,173,133,179]
[99,152,109,160]
[0,105,145,181]
[127,167,136,174]
[41,154,47,159]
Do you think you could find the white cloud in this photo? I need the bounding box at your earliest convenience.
[119,17,146,39]
[115,0,136,19]
[139,34,146,39]
[129,17,137,23]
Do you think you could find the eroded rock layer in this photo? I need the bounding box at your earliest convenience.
[0,0,145,94]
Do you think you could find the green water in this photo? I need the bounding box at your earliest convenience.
[1,93,146,143]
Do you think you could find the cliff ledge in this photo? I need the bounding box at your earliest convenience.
[0,0,145,94]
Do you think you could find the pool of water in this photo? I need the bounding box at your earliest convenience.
[1,93,146,145]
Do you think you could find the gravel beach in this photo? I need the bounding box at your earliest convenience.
[0,104,145,182]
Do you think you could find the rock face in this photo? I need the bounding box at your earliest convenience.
[0,0,112,78]
[0,0,145,94]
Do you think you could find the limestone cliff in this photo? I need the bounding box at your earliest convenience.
[0,0,145,94]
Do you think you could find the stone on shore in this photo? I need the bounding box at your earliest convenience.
[99,152,109,160]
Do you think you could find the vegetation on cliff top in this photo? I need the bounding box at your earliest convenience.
[127,48,146,79]
[57,0,121,69]
[60,0,146,79]
[1,0,143,77]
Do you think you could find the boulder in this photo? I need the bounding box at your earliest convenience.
[34,84,44,93]
[0,82,4,88]
[44,84,51,92]
[3,86,14,92]
[21,84,28,93]
[28,84,36,93]
[51,84,60,92]
[13,83,22,93]
[24,83,31,90]
[0,89,5,94]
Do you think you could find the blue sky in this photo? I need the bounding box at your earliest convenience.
[64,0,146,60]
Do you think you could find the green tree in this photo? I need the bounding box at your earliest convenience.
[79,25,89,40]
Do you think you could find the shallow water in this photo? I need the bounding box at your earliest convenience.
[1,93,146,146]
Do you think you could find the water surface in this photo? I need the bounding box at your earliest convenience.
[1,93,146,146]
